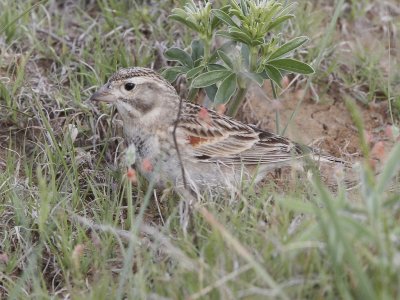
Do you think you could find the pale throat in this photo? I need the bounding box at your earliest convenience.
[122,110,170,139]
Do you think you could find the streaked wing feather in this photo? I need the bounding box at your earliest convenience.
[177,103,307,166]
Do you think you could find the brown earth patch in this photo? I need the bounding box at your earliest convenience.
[241,82,395,165]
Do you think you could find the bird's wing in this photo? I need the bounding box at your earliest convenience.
[175,103,308,166]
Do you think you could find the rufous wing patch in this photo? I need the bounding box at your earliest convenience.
[187,135,209,146]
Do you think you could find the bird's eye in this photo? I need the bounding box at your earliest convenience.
[124,82,135,91]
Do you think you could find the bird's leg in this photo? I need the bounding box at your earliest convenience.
[274,167,282,179]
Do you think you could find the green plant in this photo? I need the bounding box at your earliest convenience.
[162,0,314,117]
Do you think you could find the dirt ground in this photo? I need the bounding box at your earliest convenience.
[242,81,395,166]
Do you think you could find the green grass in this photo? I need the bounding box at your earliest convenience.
[0,0,399,299]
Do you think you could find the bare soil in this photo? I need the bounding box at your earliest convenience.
[242,82,395,165]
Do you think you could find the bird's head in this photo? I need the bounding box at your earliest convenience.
[90,67,179,126]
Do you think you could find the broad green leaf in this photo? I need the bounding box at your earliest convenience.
[230,8,245,20]
[215,73,237,104]
[217,50,233,69]
[207,64,228,71]
[186,65,204,79]
[216,30,233,40]
[211,5,231,30]
[276,2,297,18]
[170,8,186,17]
[268,58,314,74]
[241,72,264,87]
[241,44,250,67]
[169,14,198,31]
[209,41,236,63]
[216,30,251,45]
[191,70,232,88]
[237,23,252,37]
[212,9,238,28]
[229,28,252,45]
[191,40,204,62]
[164,48,193,68]
[267,15,294,31]
[240,0,248,15]
[260,2,283,26]
[210,15,222,32]
[269,36,309,60]
[230,1,241,16]
[264,65,282,88]
[162,66,188,82]
[204,84,218,101]
[258,71,269,80]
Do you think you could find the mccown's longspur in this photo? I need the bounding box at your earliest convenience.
[90,67,352,192]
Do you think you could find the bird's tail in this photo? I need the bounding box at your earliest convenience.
[306,147,359,190]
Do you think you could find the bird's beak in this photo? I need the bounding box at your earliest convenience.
[90,85,115,103]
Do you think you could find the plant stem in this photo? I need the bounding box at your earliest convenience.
[203,37,211,63]
[227,87,247,117]
[249,46,257,72]
[270,81,280,134]
[227,47,257,117]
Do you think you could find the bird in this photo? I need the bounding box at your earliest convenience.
[90,67,352,193]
